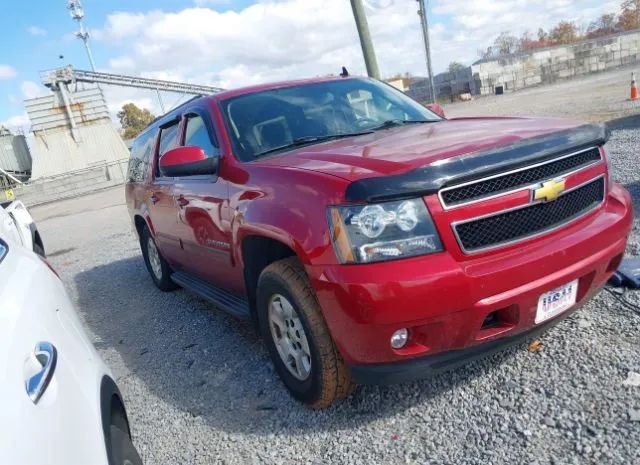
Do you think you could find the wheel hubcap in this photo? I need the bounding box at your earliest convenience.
[147,237,162,280]
[268,294,312,381]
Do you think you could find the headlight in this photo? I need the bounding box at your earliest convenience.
[0,239,7,264]
[328,198,443,264]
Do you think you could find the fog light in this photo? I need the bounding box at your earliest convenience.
[390,328,409,349]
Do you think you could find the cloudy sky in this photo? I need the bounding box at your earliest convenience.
[0,0,620,130]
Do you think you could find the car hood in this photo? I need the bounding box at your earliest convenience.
[254,117,584,182]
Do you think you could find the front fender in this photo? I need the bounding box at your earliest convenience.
[228,166,349,267]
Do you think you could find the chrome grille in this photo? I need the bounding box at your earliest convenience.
[453,177,605,253]
[440,147,601,207]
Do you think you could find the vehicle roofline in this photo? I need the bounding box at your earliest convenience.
[136,75,371,139]
[208,75,367,102]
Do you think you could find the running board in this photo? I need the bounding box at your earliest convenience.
[171,271,251,320]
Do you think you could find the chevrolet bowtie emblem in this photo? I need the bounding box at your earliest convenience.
[533,178,566,202]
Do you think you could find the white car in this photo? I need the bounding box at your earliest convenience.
[0,236,142,465]
[1,200,45,255]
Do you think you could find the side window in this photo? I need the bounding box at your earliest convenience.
[127,129,156,182]
[156,121,180,176]
[184,114,217,157]
[158,121,180,157]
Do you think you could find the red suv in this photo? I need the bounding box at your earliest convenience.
[126,76,632,408]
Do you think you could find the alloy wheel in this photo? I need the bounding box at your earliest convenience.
[268,294,312,381]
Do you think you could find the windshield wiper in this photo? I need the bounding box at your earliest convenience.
[370,119,435,131]
[255,131,374,158]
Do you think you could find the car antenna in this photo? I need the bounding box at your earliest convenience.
[340,66,349,78]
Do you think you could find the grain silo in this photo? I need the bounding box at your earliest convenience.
[0,126,32,184]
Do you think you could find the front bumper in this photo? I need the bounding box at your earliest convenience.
[306,184,632,375]
[350,301,579,385]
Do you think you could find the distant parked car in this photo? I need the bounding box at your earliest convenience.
[0,199,45,256]
[126,75,632,408]
[0,235,142,465]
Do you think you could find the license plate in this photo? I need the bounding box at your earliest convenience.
[535,279,578,324]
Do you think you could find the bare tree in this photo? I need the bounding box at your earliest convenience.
[618,0,640,30]
[494,31,519,55]
[448,61,466,73]
[549,21,580,45]
[587,13,619,38]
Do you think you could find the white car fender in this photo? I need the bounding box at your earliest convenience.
[0,243,111,465]
[1,201,35,250]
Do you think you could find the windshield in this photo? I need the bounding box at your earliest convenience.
[220,78,441,161]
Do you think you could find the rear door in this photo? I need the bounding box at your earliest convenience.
[147,119,183,265]
[171,111,236,290]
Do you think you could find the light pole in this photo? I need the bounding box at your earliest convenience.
[67,0,97,72]
[350,0,381,80]
[417,0,436,103]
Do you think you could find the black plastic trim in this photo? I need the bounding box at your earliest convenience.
[160,156,218,177]
[171,270,251,319]
[350,305,579,385]
[0,238,7,264]
[344,123,609,202]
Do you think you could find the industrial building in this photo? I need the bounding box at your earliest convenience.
[9,66,223,206]
[469,29,640,96]
[0,127,32,189]
[404,29,640,102]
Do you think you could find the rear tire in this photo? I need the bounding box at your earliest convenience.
[257,257,354,408]
[140,225,177,292]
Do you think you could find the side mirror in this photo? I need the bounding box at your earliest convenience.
[426,103,445,119]
[159,146,218,177]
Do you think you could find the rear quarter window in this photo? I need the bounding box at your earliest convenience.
[128,129,156,182]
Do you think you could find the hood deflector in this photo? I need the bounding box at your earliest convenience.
[344,123,609,203]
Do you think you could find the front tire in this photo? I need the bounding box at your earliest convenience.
[140,225,177,292]
[257,257,354,408]
[109,424,143,465]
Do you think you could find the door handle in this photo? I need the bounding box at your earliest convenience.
[176,196,190,208]
[25,342,57,404]
[150,193,160,204]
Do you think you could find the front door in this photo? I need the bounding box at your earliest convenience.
[171,113,237,291]
[147,119,182,266]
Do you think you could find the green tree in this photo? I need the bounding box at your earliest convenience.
[118,103,155,140]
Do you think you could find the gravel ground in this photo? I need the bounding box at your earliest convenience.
[444,66,640,123]
[31,116,640,465]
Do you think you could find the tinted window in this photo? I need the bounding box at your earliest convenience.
[128,129,156,182]
[184,114,216,157]
[158,121,180,156]
[220,78,441,161]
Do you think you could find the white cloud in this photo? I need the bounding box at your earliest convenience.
[27,26,47,36]
[91,0,620,94]
[0,64,17,80]
[21,81,45,100]
[1,113,30,133]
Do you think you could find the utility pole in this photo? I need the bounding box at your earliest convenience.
[67,0,97,72]
[350,0,381,80]
[417,0,436,103]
